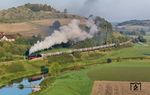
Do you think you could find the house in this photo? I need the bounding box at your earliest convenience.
[0,32,15,42]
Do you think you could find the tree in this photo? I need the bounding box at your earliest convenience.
[64,8,67,13]
[140,29,146,35]
[107,58,112,63]
[41,66,49,74]
[138,35,147,43]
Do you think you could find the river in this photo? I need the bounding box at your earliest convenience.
[0,76,44,95]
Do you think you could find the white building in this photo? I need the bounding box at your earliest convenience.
[0,32,15,42]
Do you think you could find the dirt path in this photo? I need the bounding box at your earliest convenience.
[92,81,150,95]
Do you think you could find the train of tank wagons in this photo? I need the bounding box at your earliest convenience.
[27,40,131,60]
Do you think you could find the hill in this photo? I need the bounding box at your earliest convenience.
[0,3,81,23]
[0,18,77,38]
[0,4,113,38]
[115,20,150,34]
[117,20,150,26]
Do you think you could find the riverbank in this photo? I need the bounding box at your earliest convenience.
[0,60,45,87]
[0,75,44,95]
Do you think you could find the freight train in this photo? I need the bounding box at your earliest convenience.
[27,40,132,60]
[42,40,132,57]
[42,43,116,57]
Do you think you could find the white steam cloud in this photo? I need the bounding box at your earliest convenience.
[29,19,98,54]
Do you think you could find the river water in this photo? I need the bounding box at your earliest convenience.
[0,77,44,95]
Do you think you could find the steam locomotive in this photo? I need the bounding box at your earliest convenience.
[27,53,42,60]
[26,40,131,60]
[25,49,42,60]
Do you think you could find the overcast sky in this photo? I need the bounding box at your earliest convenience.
[0,0,150,22]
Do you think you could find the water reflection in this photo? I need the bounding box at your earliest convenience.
[0,76,44,95]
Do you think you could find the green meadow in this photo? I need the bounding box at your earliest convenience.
[0,36,149,95]
[33,36,150,95]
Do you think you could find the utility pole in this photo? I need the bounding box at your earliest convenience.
[105,25,108,45]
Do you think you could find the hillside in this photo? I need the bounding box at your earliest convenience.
[117,20,150,26]
[115,20,150,34]
[0,3,81,23]
[0,18,78,37]
[0,4,112,38]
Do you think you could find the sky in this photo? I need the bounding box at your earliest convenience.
[0,0,150,22]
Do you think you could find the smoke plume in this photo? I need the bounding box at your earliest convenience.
[29,19,98,54]
[79,0,99,16]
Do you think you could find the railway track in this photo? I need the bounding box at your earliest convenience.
[42,40,132,57]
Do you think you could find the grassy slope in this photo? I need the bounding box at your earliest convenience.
[0,60,46,87]
[38,71,92,95]
[34,36,150,95]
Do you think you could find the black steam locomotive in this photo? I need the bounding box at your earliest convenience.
[25,49,42,60]
[27,53,42,60]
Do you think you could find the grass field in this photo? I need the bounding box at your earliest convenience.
[34,60,150,95]
[33,36,150,95]
[88,60,150,81]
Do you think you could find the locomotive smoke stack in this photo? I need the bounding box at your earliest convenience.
[29,19,98,54]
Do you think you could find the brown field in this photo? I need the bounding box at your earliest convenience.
[92,81,150,95]
[0,18,85,38]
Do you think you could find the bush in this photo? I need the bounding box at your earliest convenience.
[107,58,112,63]
[72,63,82,70]
[41,66,49,74]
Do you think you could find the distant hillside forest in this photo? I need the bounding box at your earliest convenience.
[117,20,150,26]
[0,3,82,23]
[115,20,150,35]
